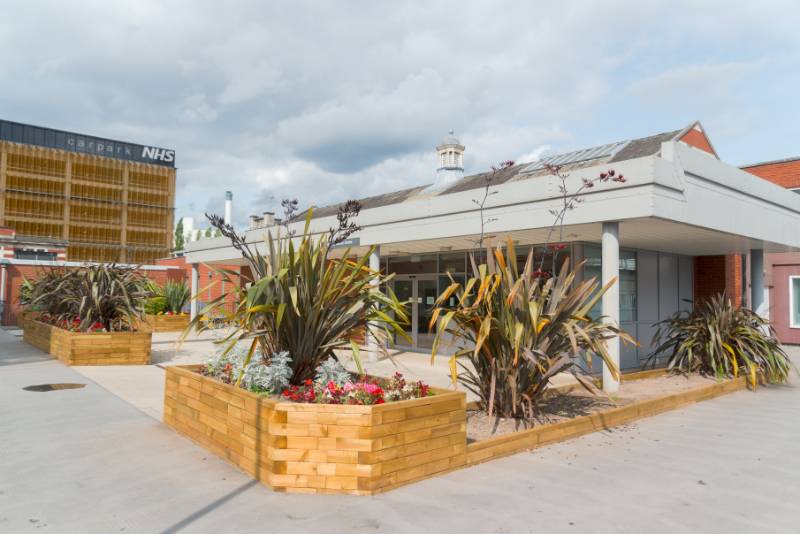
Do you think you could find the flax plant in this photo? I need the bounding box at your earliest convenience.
[186,208,410,385]
[431,238,630,418]
[28,264,148,331]
[649,293,795,388]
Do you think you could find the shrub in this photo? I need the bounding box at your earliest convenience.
[314,357,352,387]
[18,277,34,307]
[649,294,795,387]
[201,343,293,394]
[163,280,190,314]
[28,264,149,332]
[189,208,410,385]
[431,239,630,419]
[144,279,189,314]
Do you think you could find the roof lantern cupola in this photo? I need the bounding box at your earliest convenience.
[436,129,465,172]
[424,129,465,193]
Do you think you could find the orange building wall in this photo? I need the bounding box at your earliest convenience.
[741,159,800,189]
[679,129,717,156]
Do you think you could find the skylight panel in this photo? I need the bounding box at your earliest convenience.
[522,139,630,174]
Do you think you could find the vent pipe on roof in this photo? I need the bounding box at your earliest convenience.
[224,191,233,225]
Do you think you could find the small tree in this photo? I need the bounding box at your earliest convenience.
[472,160,514,264]
[174,218,185,251]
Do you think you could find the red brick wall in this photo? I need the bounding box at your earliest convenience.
[680,129,716,156]
[2,264,177,326]
[2,257,247,326]
[741,159,800,189]
[694,255,743,306]
[155,256,245,315]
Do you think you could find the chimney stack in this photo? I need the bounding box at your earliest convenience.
[262,211,275,226]
[224,191,233,225]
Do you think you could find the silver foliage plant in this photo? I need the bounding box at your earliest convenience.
[314,357,352,387]
[246,351,292,393]
[203,343,292,394]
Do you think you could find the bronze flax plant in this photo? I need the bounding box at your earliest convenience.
[185,208,410,385]
[649,293,796,388]
[28,264,149,332]
[430,238,630,419]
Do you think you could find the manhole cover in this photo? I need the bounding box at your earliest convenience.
[23,383,86,392]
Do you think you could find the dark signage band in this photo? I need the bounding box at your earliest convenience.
[0,119,176,168]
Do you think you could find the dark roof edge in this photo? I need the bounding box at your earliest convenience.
[740,155,800,169]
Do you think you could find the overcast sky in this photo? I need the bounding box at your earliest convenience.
[1,1,798,229]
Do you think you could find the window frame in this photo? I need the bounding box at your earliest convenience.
[790,276,800,328]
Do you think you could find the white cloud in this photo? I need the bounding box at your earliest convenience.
[0,1,797,229]
[180,93,218,123]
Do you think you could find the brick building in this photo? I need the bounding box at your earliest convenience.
[741,157,800,344]
[0,226,67,261]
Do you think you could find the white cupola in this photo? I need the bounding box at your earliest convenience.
[425,130,465,193]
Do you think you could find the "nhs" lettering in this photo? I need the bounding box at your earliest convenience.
[141,146,175,163]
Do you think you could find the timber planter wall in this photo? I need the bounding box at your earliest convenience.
[164,365,748,495]
[163,365,467,495]
[23,320,151,365]
[143,313,190,332]
[465,376,748,466]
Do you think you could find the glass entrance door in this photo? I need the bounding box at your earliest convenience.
[392,279,414,348]
[416,278,438,350]
[391,276,437,350]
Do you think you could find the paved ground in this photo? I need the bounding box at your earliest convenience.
[1,329,799,533]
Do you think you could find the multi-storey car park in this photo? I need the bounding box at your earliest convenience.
[0,119,176,263]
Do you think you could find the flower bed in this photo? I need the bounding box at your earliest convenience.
[22,320,151,365]
[163,365,467,495]
[143,312,190,332]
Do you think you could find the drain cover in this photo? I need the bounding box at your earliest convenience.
[23,383,86,392]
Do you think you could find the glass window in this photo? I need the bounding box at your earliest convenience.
[583,246,637,322]
[387,254,437,275]
[439,252,465,274]
[517,244,571,277]
[791,277,800,328]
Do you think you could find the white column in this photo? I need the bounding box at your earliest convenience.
[602,222,620,393]
[367,246,381,362]
[750,249,767,317]
[190,263,200,320]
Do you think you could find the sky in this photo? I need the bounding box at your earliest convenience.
[1,1,798,230]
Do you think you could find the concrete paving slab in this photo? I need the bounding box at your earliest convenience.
[2,328,799,533]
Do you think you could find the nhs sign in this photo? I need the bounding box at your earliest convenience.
[142,146,176,164]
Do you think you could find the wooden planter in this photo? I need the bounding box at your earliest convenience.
[465,376,747,466]
[164,365,748,496]
[163,365,467,495]
[143,313,191,332]
[23,320,151,365]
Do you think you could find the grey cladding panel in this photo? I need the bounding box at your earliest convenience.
[637,251,659,322]
[659,254,679,319]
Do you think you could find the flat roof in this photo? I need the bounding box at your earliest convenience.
[0,119,176,168]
